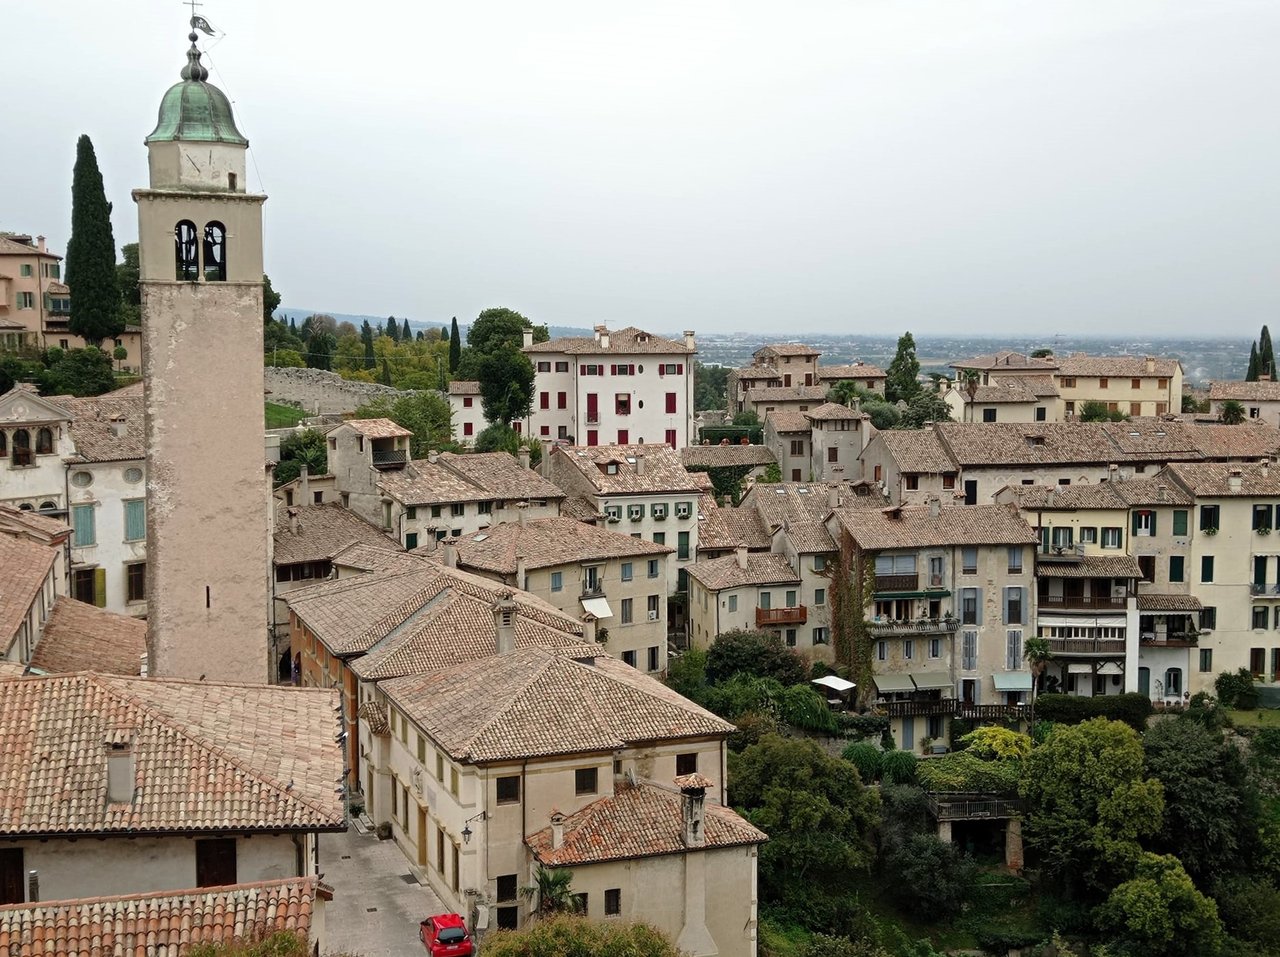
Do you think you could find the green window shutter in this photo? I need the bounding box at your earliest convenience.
[405,532,418,549]
[1131,512,1140,535]
[1149,511,1157,536]
[124,500,145,542]
[1173,510,1188,536]
[93,568,106,607]
[1169,556,1184,583]
[1201,556,1214,583]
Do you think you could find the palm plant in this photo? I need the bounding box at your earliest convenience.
[523,866,579,917]
[1024,636,1053,731]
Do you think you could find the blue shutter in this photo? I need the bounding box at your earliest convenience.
[124,500,145,542]
[975,587,983,625]
[72,505,95,547]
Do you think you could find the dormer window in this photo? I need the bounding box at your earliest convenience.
[1025,435,1045,447]
[605,462,619,475]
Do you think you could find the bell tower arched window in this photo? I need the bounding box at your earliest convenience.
[203,221,227,282]
[175,221,199,280]
[12,429,31,467]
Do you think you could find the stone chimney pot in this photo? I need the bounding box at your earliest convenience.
[735,543,748,570]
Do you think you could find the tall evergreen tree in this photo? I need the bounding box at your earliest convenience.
[401,318,411,340]
[360,320,376,370]
[441,325,449,341]
[885,331,922,404]
[1247,342,1260,382]
[449,316,462,372]
[65,135,122,347]
[1261,325,1276,380]
[380,357,393,386]
[289,317,298,336]
[384,316,400,342]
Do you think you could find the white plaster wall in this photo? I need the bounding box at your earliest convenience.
[67,459,148,615]
[447,394,488,445]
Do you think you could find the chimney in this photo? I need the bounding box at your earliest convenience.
[423,526,439,551]
[593,324,606,344]
[428,449,439,465]
[522,327,534,349]
[299,463,310,502]
[600,329,610,350]
[540,440,554,478]
[1157,483,1168,502]
[1229,468,1243,493]
[517,501,529,525]
[683,330,696,352]
[634,452,645,475]
[36,235,46,252]
[518,446,531,471]
[735,543,748,570]
[1145,356,1155,373]
[828,485,840,510]
[443,539,457,568]
[929,496,941,518]
[678,776,708,848]
[550,810,566,850]
[516,557,527,590]
[287,507,300,535]
[493,591,517,655]
[580,613,597,644]
[1047,489,1056,508]
[110,416,127,438]
[105,735,135,804]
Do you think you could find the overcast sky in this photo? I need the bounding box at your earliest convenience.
[7,0,1277,336]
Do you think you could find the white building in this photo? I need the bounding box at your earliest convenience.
[446,380,486,445]
[1209,380,1280,428]
[523,326,696,449]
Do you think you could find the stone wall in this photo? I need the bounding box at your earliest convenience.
[265,367,411,414]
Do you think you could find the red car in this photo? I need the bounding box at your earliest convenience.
[420,913,474,956]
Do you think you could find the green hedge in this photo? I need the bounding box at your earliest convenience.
[1034,692,1153,731]
[916,751,1020,795]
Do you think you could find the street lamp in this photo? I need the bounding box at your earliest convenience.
[461,811,486,845]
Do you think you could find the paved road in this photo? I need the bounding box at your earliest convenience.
[320,824,446,956]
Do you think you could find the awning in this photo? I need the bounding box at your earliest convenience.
[1097,661,1125,676]
[580,597,613,620]
[992,673,1034,691]
[1068,663,1094,674]
[1038,614,1128,629]
[872,590,951,600]
[812,675,856,693]
[872,673,916,693]
[911,672,952,691]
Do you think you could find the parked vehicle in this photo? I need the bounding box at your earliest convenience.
[420,913,474,956]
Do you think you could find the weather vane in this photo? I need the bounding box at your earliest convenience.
[185,0,216,37]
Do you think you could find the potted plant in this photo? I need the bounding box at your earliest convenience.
[1204,527,1219,536]
[919,735,934,756]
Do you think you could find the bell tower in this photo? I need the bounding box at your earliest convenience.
[134,25,269,683]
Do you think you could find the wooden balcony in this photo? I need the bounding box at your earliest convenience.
[756,605,807,628]
[868,616,959,638]
[954,702,1028,722]
[1038,544,1084,562]
[882,698,956,718]
[1038,594,1129,611]
[874,573,918,593]
[1045,637,1127,656]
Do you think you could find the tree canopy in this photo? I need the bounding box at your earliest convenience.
[481,915,682,957]
[1096,852,1224,956]
[352,391,452,458]
[885,332,921,403]
[273,428,327,487]
[466,307,548,355]
[66,135,123,346]
[39,346,115,397]
[705,629,808,686]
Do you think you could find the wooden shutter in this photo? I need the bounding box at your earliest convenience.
[93,568,107,608]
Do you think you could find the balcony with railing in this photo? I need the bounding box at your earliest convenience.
[1251,582,1280,598]
[867,616,960,638]
[1045,637,1127,656]
[874,573,918,594]
[882,697,956,718]
[955,701,1029,721]
[1038,543,1084,562]
[756,605,807,628]
[372,449,408,469]
[1037,593,1130,611]
[926,792,1025,821]
[581,582,605,599]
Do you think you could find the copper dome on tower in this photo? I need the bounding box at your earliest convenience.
[146,33,247,146]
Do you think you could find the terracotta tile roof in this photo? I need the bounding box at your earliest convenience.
[1166,461,1280,497]
[0,535,57,655]
[45,281,70,295]
[342,417,412,439]
[966,380,1039,404]
[29,599,145,676]
[816,363,884,380]
[382,649,734,762]
[105,381,145,398]
[525,326,694,355]
[765,411,810,433]
[746,385,828,404]
[680,445,776,469]
[561,495,602,522]
[1019,374,1060,398]
[1001,477,1192,510]
[274,504,400,566]
[874,430,958,473]
[0,674,345,835]
[755,343,820,358]
[331,542,424,574]
[358,700,390,736]
[350,589,596,682]
[744,482,840,551]
[1136,593,1202,612]
[950,350,1058,372]
[685,553,800,591]
[452,517,670,574]
[380,452,564,507]
[1037,554,1143,578]
[1057,353,1180,377]
[447,380,481,395]
[0,662,25,677]
[829,503,1036,550]
[0,236,60,258]
[527,781,765,866]
[716,505,773,550]
[696,494,738,552]
[63,394,144,463]
[731,366,781,384]
[1209,380,1280,402]
[0,505,70,544]
[288,563,583,656]
[0,877,324,956]
[805,402,865,421]
[552,444,701,495]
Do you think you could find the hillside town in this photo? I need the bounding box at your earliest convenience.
[3,8,1280,957]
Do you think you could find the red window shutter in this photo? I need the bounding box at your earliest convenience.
[665,392,676,414]
[610,364,616,375]
[557,392,567,409]
[580,365,587,376]
[618,429,629,444]
[659,366,665,377]
[677,364,683,375]
[464,422,474,436]
[587,430,598,446]
[665,429,677,448]
[540,392,549,409]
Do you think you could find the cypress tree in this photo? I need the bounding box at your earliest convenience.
[380,357,393,386]
[66,135,122,347]
[360,320,376,370]
[289,317,298,335]
[1262,325,1276,380]
[441,325,449,341]
[401,318,411,340]
[448,316,462,372]
[385,316,400,342]
[885,331,922,404]
[1248,342,1260,382]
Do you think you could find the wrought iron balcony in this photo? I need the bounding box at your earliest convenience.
[1038,543,1084,561]
[867,616,960,637]
[756,605,807,627]
[1038,594,1129,610]
[372,449,408,469]
[926,793,1025,821]
[874,573,918,593]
